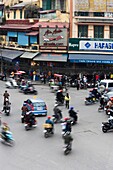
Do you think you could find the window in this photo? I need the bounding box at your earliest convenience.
[94,12,104,17]
[9,37,17,42]
[78,25,88,38]
[14,10,16,19]
[42,0,66,11]
[20,9,22,19]
[94,26,104,38]
[74,12,89,16]
[110,26,113,38]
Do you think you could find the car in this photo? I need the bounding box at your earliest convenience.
[103,91,113,103]
[24,98,47,116]
[98,79,113,92]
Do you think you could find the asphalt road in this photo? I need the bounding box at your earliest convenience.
[0,81,113,170]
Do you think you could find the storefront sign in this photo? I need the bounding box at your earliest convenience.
[39,28,67,50]
[69,38,113,52]
[80,40,113,51]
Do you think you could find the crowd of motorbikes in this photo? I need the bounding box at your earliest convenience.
[84,84,113,134]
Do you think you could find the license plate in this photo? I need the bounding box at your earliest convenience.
[43,130,47,133]
[37,107,42,111]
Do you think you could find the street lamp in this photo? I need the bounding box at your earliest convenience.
[0,49,3,73]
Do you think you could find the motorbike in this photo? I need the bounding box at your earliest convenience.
[102,121,113,133]
[98,105,105,112]
[43,123,54,138]
[63,142,72,155]
[5,78,18,88]
[0,131,15,146]
[52,114,63,123]
[24,119,37,131]
[23,87,38,95]
[4,105,11,116]
[84,96,98,105]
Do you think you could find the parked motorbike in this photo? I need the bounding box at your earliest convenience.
[63,143,72,155]
[24,119,37,131]
[102,121,113,133]
[0,131,15,146]
[43,123,54,138]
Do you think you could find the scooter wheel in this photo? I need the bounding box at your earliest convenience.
[102,126,107,133]
[25,126,29,131]
[64,149,69,155]
[44,132,48,138]
[21,118,24,123]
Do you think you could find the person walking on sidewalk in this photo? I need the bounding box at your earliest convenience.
[65,92,70,109]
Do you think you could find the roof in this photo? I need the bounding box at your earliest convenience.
[69,54,113,64]
[0,49,24,62]
[10,1,37,9]
[20,52,39,59]
[33,53,67,62]
[0,24,32,30]
[25,31,39,36]
[32,22,69,28]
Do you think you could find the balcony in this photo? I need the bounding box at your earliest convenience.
[74,16,113,24]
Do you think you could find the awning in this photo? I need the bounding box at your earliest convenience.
[69,54,113,64]
[20,52,39,59]
[0,49,24,62]
[33,53,67,62]
[26,31,39,36]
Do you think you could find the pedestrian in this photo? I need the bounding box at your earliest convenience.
[76,78,80,90]
[65,92,70,109]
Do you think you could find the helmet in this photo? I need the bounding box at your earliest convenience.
[70,106,74,110]
[64,117,69,121]
[101,95,104,98]
[23,103,27,106]
[47,116,51,119]
[2,122,8,126]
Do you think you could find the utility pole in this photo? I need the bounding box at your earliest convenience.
[70,0,73,38]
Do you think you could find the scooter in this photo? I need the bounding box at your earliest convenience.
[0,131,15,146]
[4,105,10,116]
[24,119,37,131]
[23,87,38,95]
[84,97,98,105]
[43,124,54,138]
[102,121,113,133]
[5,78,18,88]
[63,142,72,155]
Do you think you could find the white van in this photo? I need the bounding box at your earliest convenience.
[99,79,113,92]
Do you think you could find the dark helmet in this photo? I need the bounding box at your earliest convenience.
[70,106,74,110]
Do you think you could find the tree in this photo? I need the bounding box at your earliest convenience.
[24,4,40,18]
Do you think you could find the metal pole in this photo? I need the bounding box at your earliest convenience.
[70,0,73,38]
[0,50,2,73]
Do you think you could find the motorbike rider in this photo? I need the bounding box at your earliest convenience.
[45,116,54,132]
[91,88,101,99]
[53,104,62,120]
[21,103,28,116]
[63,117,72,133]
[3,90,10,105]
[1,122,10,141]
[2,98,11,112]
[63,131,73,147]
[56,89,64,104]
[99,95,105,109]
[68,106,78,122]
[25,111,35,126]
